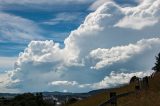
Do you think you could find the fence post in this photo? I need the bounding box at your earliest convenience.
[110,92,117,106]
[135,85,140,95]
[143,76,149,89]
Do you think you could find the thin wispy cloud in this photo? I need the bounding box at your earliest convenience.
[0,0,93,5]
[0,12,44,43]
[0,0,94,11]
[43,12,84,25]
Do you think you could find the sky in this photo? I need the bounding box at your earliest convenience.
[0,0,160,93]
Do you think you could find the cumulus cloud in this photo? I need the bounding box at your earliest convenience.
[49,81,78,86]
[48,71,151,90]
[15,40,62,64]
[89,38,160,69]
[115,16,158,30]
[11,37,159,92]
[0,71,19,93]
[3,0,160,92]
[63,0,160,61]
[89,0,140,11]
[115,0,160,29]
[89,0,112,11]
[91,71,151,89]
[49,80,92,88]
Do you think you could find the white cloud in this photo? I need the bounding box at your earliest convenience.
[89,0,142,11]
[48,71,152,90]
[91,71,151,89]
[89,38,160,69]
[115,0,160,29]
[11,37,159,92]
[89,0,112,11]
[62,0,160,64]
[48,80,92,90]
[0,71,19,93]
[3,0,160,92]
[115,16,158,30]
[49,81,78,86]
[15,40,62,64]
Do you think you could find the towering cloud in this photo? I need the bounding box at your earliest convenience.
[4,0,160,92]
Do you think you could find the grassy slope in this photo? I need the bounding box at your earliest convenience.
[69,73,160,106]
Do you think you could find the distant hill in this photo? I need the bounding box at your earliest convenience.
[0,93,18,99]
[42,89,108,96]
[0,89,107,102]
[0,89,110,106]
[67,72,160,106]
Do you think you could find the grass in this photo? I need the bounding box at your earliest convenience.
[68,72,160,106]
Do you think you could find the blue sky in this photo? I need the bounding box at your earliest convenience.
[0,0,138,57]
[0,0,138,69]
[0,2,90,57]
[0,0,160,93]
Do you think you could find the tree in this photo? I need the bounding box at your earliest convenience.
[36,93,43,106]
[130,76,139,84]
[152,52,160,72]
